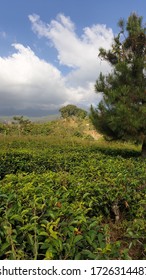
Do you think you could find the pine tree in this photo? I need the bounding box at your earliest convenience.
[90,13,146,156]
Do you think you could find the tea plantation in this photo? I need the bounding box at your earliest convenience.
[0,131,146,259]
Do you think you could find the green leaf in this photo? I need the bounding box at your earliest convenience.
[0,242,10,254]
[89,221,98,229]
[86,235,92,245]
[38,231,48,237]
[27,233,34,246]
[40,242,50,250]
[98,233,105,249]
[73,235,83,244]
[21,209,30,216]
[45,249,53,260]
[81,249,97,259]
[31,216,39,221]
[10,214,23,223]
[83,193,90,199]
[88,230,97,242]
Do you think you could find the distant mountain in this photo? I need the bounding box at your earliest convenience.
[0,107,59,117]
[0,114,60,123]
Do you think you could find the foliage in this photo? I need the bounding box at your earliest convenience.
[0,117,93,139]
[0,135,146,259]
[90,13,146,155]
[13,116,31,125]
[59,104,87,119]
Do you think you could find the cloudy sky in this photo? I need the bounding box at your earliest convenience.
[0,0,145,116]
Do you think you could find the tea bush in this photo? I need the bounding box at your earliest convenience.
[0,136,146,259]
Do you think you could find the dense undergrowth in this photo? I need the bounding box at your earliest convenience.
[0,132,146,260]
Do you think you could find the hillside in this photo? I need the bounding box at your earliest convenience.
[0,116,102,140]
[49,117,102,140]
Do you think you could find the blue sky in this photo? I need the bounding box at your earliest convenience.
[0,0,145,116]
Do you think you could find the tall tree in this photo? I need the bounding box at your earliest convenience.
[90,13,146,156]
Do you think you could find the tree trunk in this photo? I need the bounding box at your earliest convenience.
[142,135,146,158]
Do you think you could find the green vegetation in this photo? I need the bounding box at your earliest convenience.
[0,117,146,260]
[0,116,96,139]
[59,104,87,119]
[90,13,146,156]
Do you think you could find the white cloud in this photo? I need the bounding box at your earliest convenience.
[0,43,97,114]
[29,13,113,71]
[0,14,114,116]
[0,44,67,110]
[28,13,114,90]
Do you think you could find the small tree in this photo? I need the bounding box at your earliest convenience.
[59,104,87,119]
[90,13,146,156]
[13,116,31,135]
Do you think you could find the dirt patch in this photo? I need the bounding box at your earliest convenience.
[84,129,102,140]
[108,221,145,259]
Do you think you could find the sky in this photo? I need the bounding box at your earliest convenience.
[0,0,145,116]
